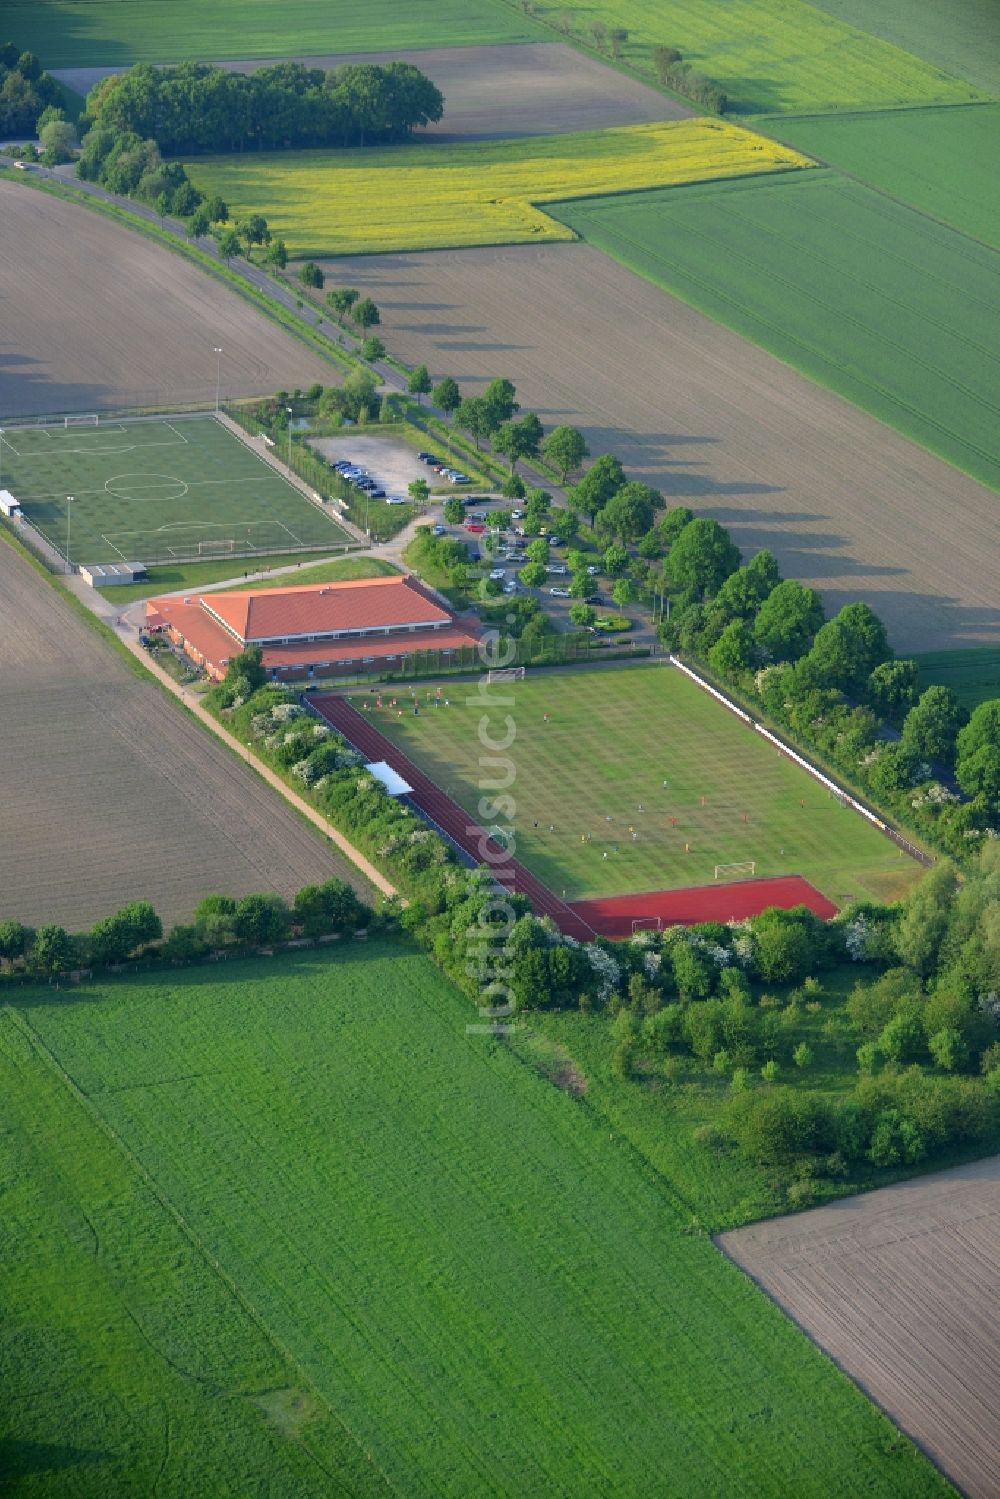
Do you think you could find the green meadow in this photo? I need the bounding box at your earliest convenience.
[553,172,1000,492]
[807,0,1000,95]
[3,0,539,68]
[3,943,950,1496]
[776,105,1000,246]
[912,646,1000,713]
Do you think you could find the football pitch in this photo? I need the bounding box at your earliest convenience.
[362,664,922,907]
[0,413,352,566]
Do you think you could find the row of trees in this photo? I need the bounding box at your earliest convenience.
[0,874,369,981]
[84,60,444,155]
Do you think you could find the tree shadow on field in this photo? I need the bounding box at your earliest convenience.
[0,1438,111,1479]
[396,321,488,337]
[0,353,113,422]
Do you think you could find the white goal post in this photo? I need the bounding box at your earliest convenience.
[631,917,663,934]
[197,538,239,555]
[486,666,526,683]
[64,414,99,427]
[714,861,757,880]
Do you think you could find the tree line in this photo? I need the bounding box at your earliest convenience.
[0,41,60,135]
[0,877,369,980]
[84,60,444,155]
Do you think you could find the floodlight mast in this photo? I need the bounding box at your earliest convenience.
[66,495,73,574]
[213,346,223,414]
[286,406,293,474]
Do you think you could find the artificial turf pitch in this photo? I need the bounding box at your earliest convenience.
[0,413,351,567]
[359,664,921,907]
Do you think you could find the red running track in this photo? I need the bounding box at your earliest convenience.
[570,876,838,939]
[310,695,597,942]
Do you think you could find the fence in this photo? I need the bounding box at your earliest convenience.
[668,654,934,869]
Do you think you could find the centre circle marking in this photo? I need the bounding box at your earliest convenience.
[105,473,189,503]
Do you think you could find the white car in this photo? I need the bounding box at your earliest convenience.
[587,565,600,575]
[549,586,571,597]
[503,580,518,594]
[547,564,569,576]
[511,509,524,520]
[489,568,506,581]
[385,495,409,505]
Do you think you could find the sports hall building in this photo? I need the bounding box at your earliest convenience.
[145,573,480,681]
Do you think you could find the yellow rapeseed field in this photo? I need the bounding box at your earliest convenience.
[189,120,814,257]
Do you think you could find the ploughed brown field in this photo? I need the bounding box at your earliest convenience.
[52,42,690,141]
[719,1156,1000,1499]
[0,538,368,929]
[322,243,1000,654]
[0,181,329,418]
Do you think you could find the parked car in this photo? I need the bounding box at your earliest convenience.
[549,587,571,597]
[547,535,563,547]
[369,488,387,499]
[547,564,569,576]
[587,564,600,575]
[417,451,435,463]
[489,568,506,581]
[511,509,524,520]
[465,522,486,533]
[432,523,447,535]
[386,495,410,505]
[448,472,471,484]
[502,580,518,594]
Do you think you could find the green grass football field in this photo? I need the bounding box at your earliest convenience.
[3,0,539,67]
[776,104,1000,247]
[358,664,921,906]
[0,413,351,566]
[552,171,1000,492]
[4,943,950,1497]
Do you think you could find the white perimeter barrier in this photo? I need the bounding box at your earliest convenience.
[667,654,933,867]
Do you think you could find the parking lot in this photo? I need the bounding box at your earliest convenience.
[309,433,430,500]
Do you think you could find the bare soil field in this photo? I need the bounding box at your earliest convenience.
[719,1156,1000,1498]
[53,43,688,140]
[0,181,329,419]
[0,538,368,930]
[324,243,999,653]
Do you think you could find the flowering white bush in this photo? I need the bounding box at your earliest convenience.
[979,990,1000,1021]
[271,703,302,724]
[585,944,621,1003]
[844,913,870,962]
[912,782,959,809]
[643,949,662,979]
[726,919,754,969]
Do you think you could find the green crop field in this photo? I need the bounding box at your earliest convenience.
[3,0,539,68]
[0,1005,384,1499]
[775,105,1000,246]
[531,0,977,113]
[361,664,920,906]
[4,943,950,1497]
[913,646,1000,712]
[187,121,811,258]
[0,414,352,567]
[553,172,1000,492]
[807,0,1000,95]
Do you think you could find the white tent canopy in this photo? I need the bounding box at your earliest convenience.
[365,760,412,797]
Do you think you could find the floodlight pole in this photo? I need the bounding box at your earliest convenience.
[66,495,73,574]
[286,406,293,475]
[213,346,223,414]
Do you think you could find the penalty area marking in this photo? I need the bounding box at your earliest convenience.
[0,419,190,461]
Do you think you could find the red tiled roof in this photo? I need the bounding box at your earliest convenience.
[147,580,478,678]
[263,624,480,668]
[203,574,450,644]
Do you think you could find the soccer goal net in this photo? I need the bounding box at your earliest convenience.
[486,666,526,683]
[714,861,757,881]
[197,539,239,556]
[631,917,663,934]
[64,414,99,427]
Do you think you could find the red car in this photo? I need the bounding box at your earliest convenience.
[465,522,486,533]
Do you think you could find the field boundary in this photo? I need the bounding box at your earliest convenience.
[668,656,933,868]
